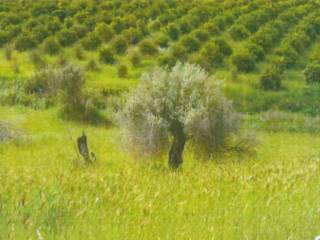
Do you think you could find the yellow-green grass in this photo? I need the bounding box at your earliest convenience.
[1,106,320,239]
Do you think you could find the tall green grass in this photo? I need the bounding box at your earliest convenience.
[1,106,320,239]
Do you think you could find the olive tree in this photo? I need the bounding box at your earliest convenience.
[120,63,241,169]
[95,23,114,42]
[304,63,320,84]
[15,33,36,51]
[43,37,61,55]
[80,32,102,51]
[231,50,255,72]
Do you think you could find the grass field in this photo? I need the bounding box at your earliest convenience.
[1,1,320,239]
[1,106,320,239]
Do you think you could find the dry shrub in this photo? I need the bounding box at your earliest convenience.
[260,110,294,131]
[0,121,27,144]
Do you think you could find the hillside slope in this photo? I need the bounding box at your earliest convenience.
[0,0,320,114]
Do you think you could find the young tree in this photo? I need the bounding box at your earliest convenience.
[231,50,255,72]
[180,35,200,53]
[57,29,78,47]
[111,17,127,34]
[139,39,158,56]
[204,22,221,36]
[213,38,232,56]
[71,24,88,38]
[57,64,96,120]
[156,35,170,48]
[167,23,180,40]
[112,36,128,55]
[80,32,102,51]
[74,44,85,60]
[0,31,9,47]
[95,23,114,42]
[15,33,36,51]
[275,45,298,70]
[149,20,161,31]
[304,63,320,84]
[260,68,282,90]
[32,25,50,44]
[130,51,141,67]
[121,63,241,169]
[194,29,210,42]
[158,54,176,68]
[123,28,143,45]
[99,47,115,64]
[86,58,100,72]
[179,20,192,34]
[229,24,250,41]
[196,42,224,69]
[171,44,187,61]
[246,43,265,61]
[117,64,128,78]
[43,37,61,55]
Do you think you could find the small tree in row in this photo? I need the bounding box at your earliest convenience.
[231,50,255,72]
[80,32,102,51]
[130,51,141,67]
[95,23,114,42]
[99,47,115,64]
[158,54,176,68]
[117,64,128,78]
[15,34,36,51]
[156,35,170,48]
[112,36,128,55]
[196,42,223,70]
[260,68,282,90]
[43,37,61,55]
[304,63,320,84]
[139,39,158,56]
[229,24,250,41]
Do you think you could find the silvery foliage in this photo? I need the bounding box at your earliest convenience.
[120,62,241,157]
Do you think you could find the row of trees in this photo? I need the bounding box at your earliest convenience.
[0,0,267,55]
[274,11,320,71]
[0,0,221,51]
[229,4,285,41]
[229,2,311,75]
[260,10,320,90]
[156,1,263,69]
[157,0,319,78]
[2,0,320,92]
[304,49,320,85]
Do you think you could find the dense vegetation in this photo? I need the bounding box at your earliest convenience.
[1,0,320,239]
[0,0,319,113]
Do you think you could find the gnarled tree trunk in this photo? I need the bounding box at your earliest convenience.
[168,125,186,169]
